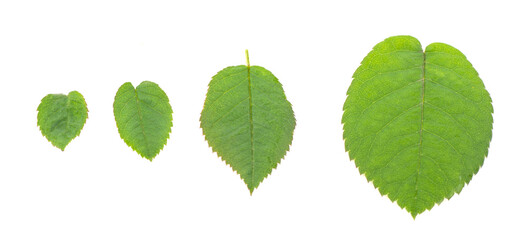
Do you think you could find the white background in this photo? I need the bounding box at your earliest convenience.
[0,0,525,239]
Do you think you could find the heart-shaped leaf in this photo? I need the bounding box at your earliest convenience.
[37,91,88,151]
[200,51,296,194]
[113,81,173,161]
[342,36,493,218]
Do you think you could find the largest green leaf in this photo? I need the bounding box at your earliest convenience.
[200,51,296,194]
[342,36,493,218]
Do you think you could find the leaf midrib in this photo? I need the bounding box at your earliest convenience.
[247,64,256,192]
[134,88,150,158]
[414,50,426,210]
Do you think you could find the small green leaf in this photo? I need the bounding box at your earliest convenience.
[342,36,493,218]
[200,50,296,194]
[37,91,88,151]
[113,81,173,161]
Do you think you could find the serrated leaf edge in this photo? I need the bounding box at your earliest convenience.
[37,91,89,151]
[114,81,173,161]
[200,64,295,194]
[342,35,493,218]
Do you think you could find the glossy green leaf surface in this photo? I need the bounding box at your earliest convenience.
[342,36,493,218]
[200,52,296,194]
[37,91,88,150]
[113,81,173,161]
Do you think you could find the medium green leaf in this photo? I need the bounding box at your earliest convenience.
[37,91,88,151]
[200,51,296,194]
[113,81,173,161]
[342,36,493,218]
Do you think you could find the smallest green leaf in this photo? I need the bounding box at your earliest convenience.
[37,91,88,151]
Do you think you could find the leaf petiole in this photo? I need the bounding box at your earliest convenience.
[245,49,250,67]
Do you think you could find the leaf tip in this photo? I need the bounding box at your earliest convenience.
[407,205,425,219]
[143,153,155,162]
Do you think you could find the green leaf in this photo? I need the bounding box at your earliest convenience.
[342,36,493,218]
[113,81,173,161]
[37,91,88,151]
[200,50,296,194]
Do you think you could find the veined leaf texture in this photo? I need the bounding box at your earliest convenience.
[342,35,493,218]
[113,81,173,161]
[200,50,296,194]
[37,91,88,150]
